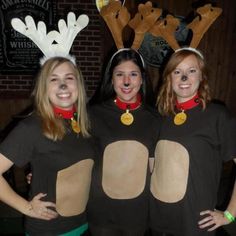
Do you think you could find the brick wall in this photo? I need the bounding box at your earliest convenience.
[0,0,103,99]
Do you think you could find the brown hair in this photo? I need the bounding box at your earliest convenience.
[157,49,211,116]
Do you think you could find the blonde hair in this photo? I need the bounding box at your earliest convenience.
[157,50,211,116]
[33,57,90,140]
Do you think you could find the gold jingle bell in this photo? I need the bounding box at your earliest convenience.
[174,111,187,125]
[120,110,134,126]
[71,118,80,133]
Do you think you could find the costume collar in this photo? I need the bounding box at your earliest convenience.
[114,94,142,110]
[175,94,200,111]
[53,106,77,119]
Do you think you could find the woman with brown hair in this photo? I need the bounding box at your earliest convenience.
[150,48,236,236]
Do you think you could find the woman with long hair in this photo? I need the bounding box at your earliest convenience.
[150,49,236,236]
[88,48,160,236]
[0,57,95,236]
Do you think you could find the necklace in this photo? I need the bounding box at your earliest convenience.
[114,94,142,126]
[53,106,80,133]
[174,94,200,125]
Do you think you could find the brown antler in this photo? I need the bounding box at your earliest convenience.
[149,14,181,50]
[100,0,130,49]
[187,4,222,48]
[128,1,162,50]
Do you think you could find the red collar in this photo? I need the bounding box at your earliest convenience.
[114,94,142,110]
[53,106,77,119]
[175,94,200,111]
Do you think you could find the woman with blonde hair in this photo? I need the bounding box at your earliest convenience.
[0,57,95,235]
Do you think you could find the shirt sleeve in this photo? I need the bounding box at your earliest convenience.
[0,118,36,167]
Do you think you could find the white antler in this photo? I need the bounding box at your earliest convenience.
[11,12,89,65]
[11,15,52,56]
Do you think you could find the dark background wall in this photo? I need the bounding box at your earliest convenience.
[0,0,235,130]
[0,0,103,128]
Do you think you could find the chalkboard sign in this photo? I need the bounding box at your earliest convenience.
[0,0,56,74]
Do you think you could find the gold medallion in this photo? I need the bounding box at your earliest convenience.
[174,112,187,125]
[71,119,80,133]
[120,110,134,125]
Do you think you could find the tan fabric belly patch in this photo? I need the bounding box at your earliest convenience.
[150,140,189,203]
[102,140,148,199]
[56,159,94,216]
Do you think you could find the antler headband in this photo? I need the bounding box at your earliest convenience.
[100,0,161,50]
[101,1,222,61]
[100,0,161,67]
[149,3,222,58]
[11,12,89,65]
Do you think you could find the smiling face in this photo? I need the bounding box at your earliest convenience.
[47,62,78,110]
[112,60,142,103]
[171,54,202,103]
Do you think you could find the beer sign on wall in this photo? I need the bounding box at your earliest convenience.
[139,16,189,68]
[0,0,56,74]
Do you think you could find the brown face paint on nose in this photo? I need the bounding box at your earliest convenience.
[59,84,67,90]
[124,83,130,87]
[181,75,188,81]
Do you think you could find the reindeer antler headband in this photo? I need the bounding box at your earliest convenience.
[11,12,89,65]
[149,3,222,58]
[100,0,162,67]
[101,1,222,61]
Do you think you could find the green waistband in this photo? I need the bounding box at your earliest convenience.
[59,223,88,236]
[25,223,88,236]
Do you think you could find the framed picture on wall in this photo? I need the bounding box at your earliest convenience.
[0,0,57,74]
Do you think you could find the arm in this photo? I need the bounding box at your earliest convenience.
[0,153,58,220]
[198,158,236,231]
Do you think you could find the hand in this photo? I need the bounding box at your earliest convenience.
[198,209,230,231]
[27,193,58,220]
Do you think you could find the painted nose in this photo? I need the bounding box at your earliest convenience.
[181,75,188,81]
[124,76,130,87]
[59,83,67,90]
